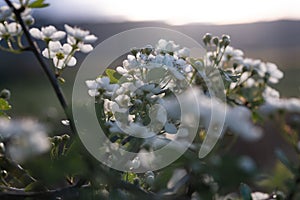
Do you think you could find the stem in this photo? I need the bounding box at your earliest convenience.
[5,0,76,134]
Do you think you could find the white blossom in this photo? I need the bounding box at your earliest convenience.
[0,22,22,38]
[177,47,190,58]
[226,106,262,141]
[12,3,34,25]
[251,192,269,200]
[264,62,284,84]
[260,97,300,114]
[222,46,244,63]
[64,24,97,43]
[156,39,180,53]
[29,25,66,41]
[42,41,76,69]
[67,35,94,53]
[0,118,50,163]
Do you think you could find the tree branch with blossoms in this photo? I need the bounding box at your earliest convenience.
[1,0,300,200]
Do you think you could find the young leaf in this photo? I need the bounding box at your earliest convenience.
[105,69,121,84]
[28,0,49,8]
[275,149,296,173]
[0,98,11,111]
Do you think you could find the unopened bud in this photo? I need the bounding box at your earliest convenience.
[0,142,5,154]
[62,134,70,141]
[131,48,139,57]
[212,37,219,46]
[145,175,155,186]
[0,89,11,100]
[202,33,212,45]
[1,170,8,178]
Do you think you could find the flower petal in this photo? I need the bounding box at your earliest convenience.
[29,28,42,39]
[41,25,56,37]
[79,43,93,53]
[53,57,64,69]
[62,43,72,54]
[84,34,98,43]
[48,41,61,52]
[64,24,75,36]
[66,57,77,66]
[67,35,76,45]
[51,31,66,41]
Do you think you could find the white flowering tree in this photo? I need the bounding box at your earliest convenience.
[0,0,300,200]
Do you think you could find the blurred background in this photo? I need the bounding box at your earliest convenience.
[0,0,300,168]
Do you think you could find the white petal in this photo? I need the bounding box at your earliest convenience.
[84,34,98,43]
[42,48,50,58]
[79,43,93,53]
[116,66,128,75]
[64,24,74,35]
[41,25,56,37]
[62,43,72,54]
[29,28,42,39]
[66,57,76,66]
[7,22,21,36]
[50,31,66,41]
[48,41,61,52]
[88,89,99,97]
[85,80,99,89]
[53,57,64,69]
[67,35,76,45]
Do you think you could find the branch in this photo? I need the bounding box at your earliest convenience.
[4,0,76,134]
[0,184,90,200]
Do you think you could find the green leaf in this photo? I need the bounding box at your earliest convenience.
[28,0,49,8]
[275,149,296,173]
[258,161,293,192]
[122,172,137,183]
[0,98,11,111]
[239,183,252,200]
[105,69,121,84]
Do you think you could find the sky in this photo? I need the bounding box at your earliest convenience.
[4,0,300,25]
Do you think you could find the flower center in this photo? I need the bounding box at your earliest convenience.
[56,52,65,60]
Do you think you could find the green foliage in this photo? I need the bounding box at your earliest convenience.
[106,69,122,84]
[0,98,11,118]
[28,0,49,8]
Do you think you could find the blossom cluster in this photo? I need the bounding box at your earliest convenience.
[0,3,33,44]
[0,2,97,76]
[86,34,300,165]
[30,24,97,70]
[0,118,50,163]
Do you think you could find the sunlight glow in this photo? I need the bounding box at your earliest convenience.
[8,0,300,25]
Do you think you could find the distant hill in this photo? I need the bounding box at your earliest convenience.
[1,20,300,81]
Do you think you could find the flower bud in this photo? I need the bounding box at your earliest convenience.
[145,171,154,177]
[133,177,140,186]
[212,37,219,46]
[62,134,70,141]
[131,48,139,57]
[145,175,155,186]
[0,142,5,155]
[144,45,153,55]
[1,170,8,178]
[0,89,11,100]
[52,136,62,145]
[202,33,212,45]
